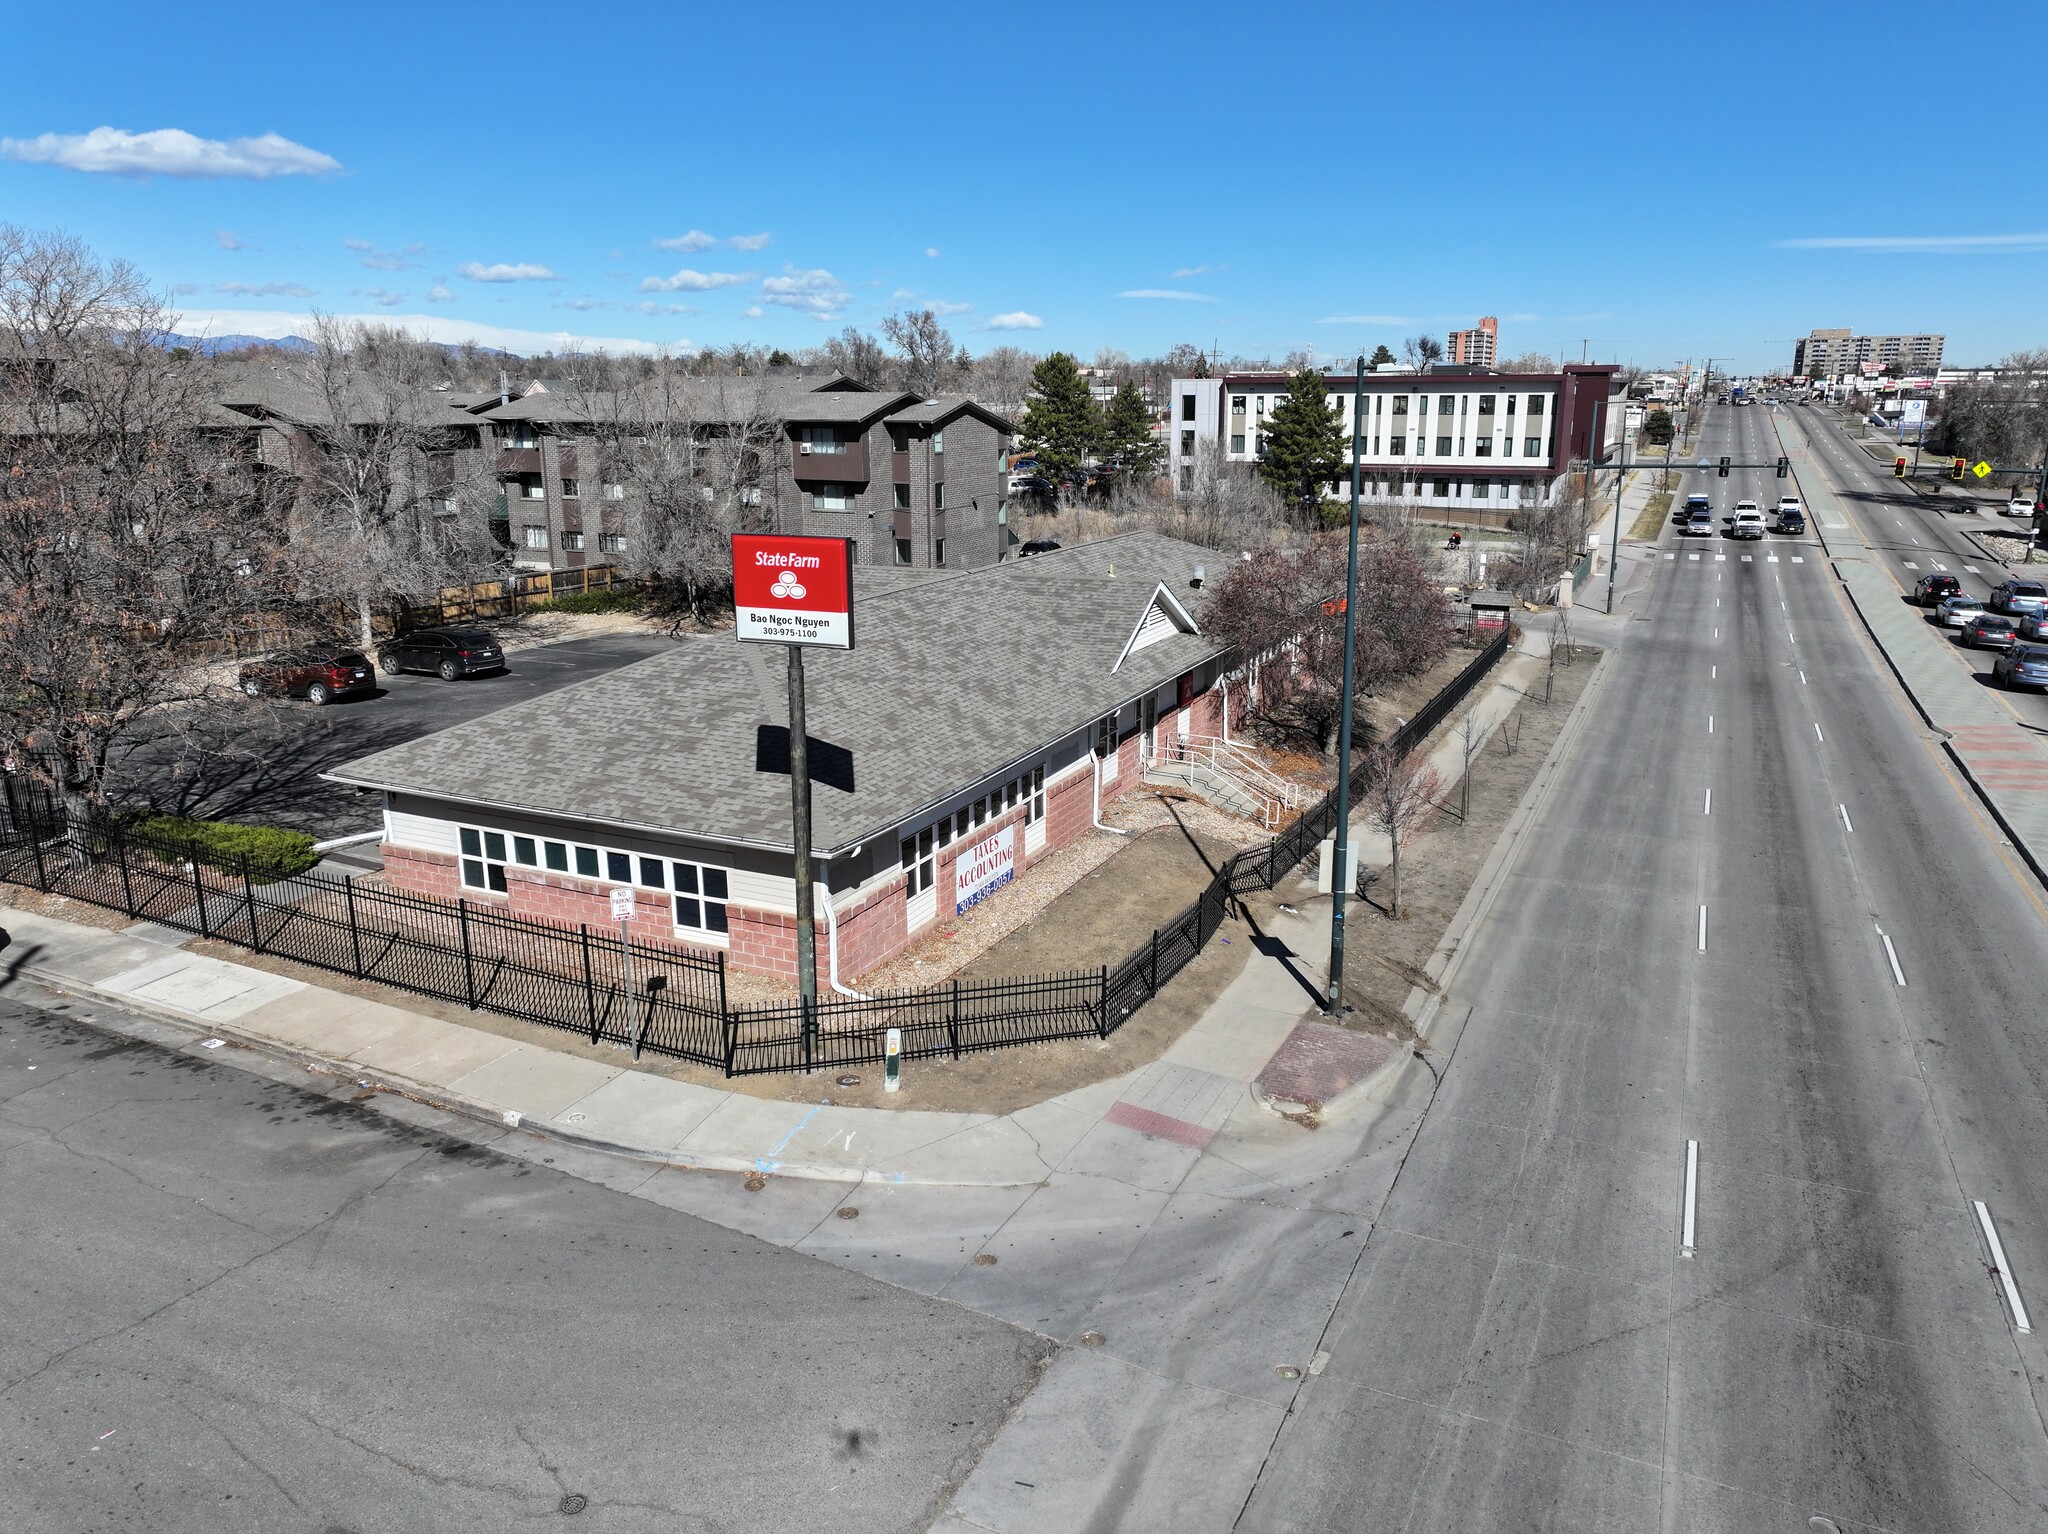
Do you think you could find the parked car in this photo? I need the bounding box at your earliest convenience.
[1934,594,1986,628]
[1016,539,1063,558]
[1913,573,1962,607]
[1988,579,2048,617]
[378,627,506,680]
[1960,612,2019,650]
[238,645,375,705]
[1993,643,2048,690]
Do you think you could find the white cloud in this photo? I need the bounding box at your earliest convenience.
[891,288,917,299]
[363,287,408,308]
[1118,288,1216,302]
[216,281,315,298]
[1775,231,2048,254]
[984,311,1043,331]
[745,306,764,319]
[0,126,342,179]
[460,261,557,283]
[169,306,689,356]
[170,282,201,296]
[426,284,454,304]
[640,268,751,292]
[929,299,974,316]
[346,238,425,272]
[217,229,251,251]
[758,266,848,316]
[655,230,717,252]
[1170,263,1225,279]
[728,231,772,251]
[1318,313,1412,324]
[557,297,606,311]
[924,247,940,258]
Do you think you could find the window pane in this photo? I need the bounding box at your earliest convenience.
[703,867,728,900]
[919,828,933,858]
[1007,781,1019,809]
[704,902,728,934]
[674,863,699,895]
[487,864,508,893]
[513,836,537,866]
[606,850,632,882]
[544,841,568,871]
[575,846,599,877]
[638,856,665,889]
[461,858,486,887]
[483,831,507,862]
[901,838,916,871]
[675,897,701,929]
[460,827,482,856]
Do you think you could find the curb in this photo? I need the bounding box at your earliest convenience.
[15,960,1052,1189]
[1941,741,2048,893]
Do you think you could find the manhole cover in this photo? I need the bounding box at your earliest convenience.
[973,1252,998,1266]
[837,1206,860,1220]
[743,1173,766,1192]
[835,1073,861,1087]
[559,1493,588,1515]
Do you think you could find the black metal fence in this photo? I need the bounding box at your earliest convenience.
[0,627,1511,1076]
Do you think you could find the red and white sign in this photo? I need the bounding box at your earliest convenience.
[732,534,855,649]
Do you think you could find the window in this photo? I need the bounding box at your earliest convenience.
[1478,395,1495,415]
[1182,395,1197,422]
[1096,713,1117,758]
[574,845,600,877]
[1433,478,1451,496]
[1439,395,1456,415]
[1374,395,1384,416]
[506,427,539,450]
[516,476,545,500]
[894,536,913,565]
[561,477,580,498]
[1501,438,1514,457]
[1391,396,1408,417]
[801,426,840,453]
[934,482,944,510]
[669,861,729,935]
[1474,438,1491,457]
[1526,395,1545,415]
[900,826,935,895]
[599,532,626,554]
[894,483,910,508]
[814,484,853,510]
[1389,435,1406,455]
[1525,437,1542,456]
[1436,436,1452,455]
[1255,396,1266,413]
[1180,430,1195,457]
[603,482,625,500]
[932,431,944,455]
[1230,395,1246,415]
[1230,433,1246,453]
[935,538,946,566]
[1473,479,1491,500]
[1505,396,1517,416]
[523,525,549,550]
[459,827,509,893]
[562,531,585,550]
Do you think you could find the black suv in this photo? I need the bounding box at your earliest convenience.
[378,627,506,681]
[1913,574,1962,607]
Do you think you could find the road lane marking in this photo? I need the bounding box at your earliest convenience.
[1814,722,1824,742]
[1711,665,1716,678]
[1688,553,1700,562]
[1714,554,1726,562]
[1698,906,1708,952]
[1800,670,1807,684]
[1904,561,1919,570]
[1704,788,1712,815]
[1681,1140,1699,1256]
[1965,563,1980,573]
[1792,556,1805,563]
[1741,554,1753,562]
[1714,628,1719,638]
[1878,928,1905,986]
[1934,563,1947,571]
[1708,714,1714,733]
[1665,552,1675,560]
[1974,1200,2033,1334]
[1768,554,1780,562]
[1840,804,1854,833]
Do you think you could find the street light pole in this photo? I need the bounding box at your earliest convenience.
[1326,354,1366,1017]
[1606,403,1625,614]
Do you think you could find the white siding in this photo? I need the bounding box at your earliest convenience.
[728,866,798,915]
[385,806,460,855]
[1128,600,1180,655]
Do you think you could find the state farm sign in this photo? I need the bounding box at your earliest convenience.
[732,534,855,649]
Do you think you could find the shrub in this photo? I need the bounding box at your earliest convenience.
[126,814,321,880]
[526,588,641,615]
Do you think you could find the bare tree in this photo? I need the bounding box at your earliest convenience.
[820,327,887,387]
[1362,744,1443,919]
[1498,350,1557,374]
[882,309,959,397]
[1403,334,1444,371]
[966,345,1039,414]
[0,225,300,831]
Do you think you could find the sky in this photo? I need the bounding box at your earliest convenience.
[5,0,2045,375]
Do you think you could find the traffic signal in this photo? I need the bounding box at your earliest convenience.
[1950,458,1967,482]
[1717,456,1730,478]
[1893,457,1908,478]
[1776,456,1790,479]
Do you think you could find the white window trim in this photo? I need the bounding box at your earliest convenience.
[456,823,731,944]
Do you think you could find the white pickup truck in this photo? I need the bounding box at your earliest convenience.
[1727,500,1766,540]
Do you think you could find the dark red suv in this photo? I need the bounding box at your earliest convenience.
[238,646,375,705]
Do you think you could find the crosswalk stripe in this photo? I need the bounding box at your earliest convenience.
[1965,564,1981,573]
[1934,563,1948,571]
[1665,552,1676,561]
[1903,561,1919,570]
[1688,553,1700,561]
[1714,554,1727,562]
[1741,554,1753,562]
[1792,556,1805,563]
[1767,555,1780,563]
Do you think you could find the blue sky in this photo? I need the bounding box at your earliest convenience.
[6,0,2045,372]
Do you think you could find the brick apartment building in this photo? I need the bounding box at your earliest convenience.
[1168,363,1619,510]
[1446,317,1498,367]
[327,532,1243,986]
[1792,328,1945,379]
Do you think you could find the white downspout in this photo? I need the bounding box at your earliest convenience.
[814,854,868,999]
[1093,747,1128,835]
[1220,678,1231,745]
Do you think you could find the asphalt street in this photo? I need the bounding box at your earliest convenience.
[115,632,673,840]
[0,987,1043,1534]
[1240,402,2048,1532]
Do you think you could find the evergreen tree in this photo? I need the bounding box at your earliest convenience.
[1100,381,1164,486]
[1368,344,1397,368]
[1258,367,1349,517]
[1018,352,1100,491]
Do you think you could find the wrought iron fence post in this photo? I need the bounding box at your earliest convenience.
[950,978,962,1060]
[27,815,49,891]
[580,924,599,1044]
[115,822,135,917]
[458,898,476,1008]
[800,994,813,1075]
[240,854,261,952]
[346,876,364,978]
[192,847,211,938]
[1097,963,1110,1038]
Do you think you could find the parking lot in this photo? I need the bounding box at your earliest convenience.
[113,633,674,843]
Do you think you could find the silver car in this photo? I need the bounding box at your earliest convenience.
[1935,594,1986,628]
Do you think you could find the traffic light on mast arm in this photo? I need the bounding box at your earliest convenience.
[1893,457,1908,478]
[1717,456,1730,478]
[1950,458,1966,482]
[1776,456,1790,478]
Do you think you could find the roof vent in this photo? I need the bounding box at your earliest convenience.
[1191,564,1206,589]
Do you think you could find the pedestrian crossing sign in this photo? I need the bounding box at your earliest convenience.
[1973,461,1993,479]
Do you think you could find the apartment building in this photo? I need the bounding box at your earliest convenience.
[1793,328,1945,378]
[1447,317,1499,367]
[1167,363,1620,509]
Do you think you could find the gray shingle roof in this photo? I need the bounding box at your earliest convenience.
[327,530,1230,854]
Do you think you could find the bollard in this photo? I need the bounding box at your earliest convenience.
[884,1027,901,1093]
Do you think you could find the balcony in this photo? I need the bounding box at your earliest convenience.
[891,449,911,483]
[497,446,543,475]
[791,439,870,484]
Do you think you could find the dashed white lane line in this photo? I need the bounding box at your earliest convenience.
[1933,563,1948,572]
[1911,537,1922,546]
[1711,665,1717,678]
[1878,927,1906,987]
[1814,721,1824,742]
[1698,905,1709,953]
[1704,788,1712,815]
[1965,563,1981,573]
[1974,1201,2033,1334]
[1681,1140,1700,1257]
[1708,714,1715,734]
[1800,670,1808,684]
[1840,803,1854,833]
